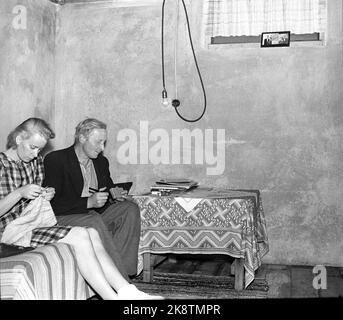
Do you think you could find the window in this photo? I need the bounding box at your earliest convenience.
[202,0,327,45]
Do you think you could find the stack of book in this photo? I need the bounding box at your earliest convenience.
[151,179,198,195]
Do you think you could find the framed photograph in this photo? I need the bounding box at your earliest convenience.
[261,31,290,48]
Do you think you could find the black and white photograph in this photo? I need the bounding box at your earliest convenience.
[0,0,341,312]
[261,31,291,47]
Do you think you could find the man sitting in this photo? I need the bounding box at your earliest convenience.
[43,118,141,279]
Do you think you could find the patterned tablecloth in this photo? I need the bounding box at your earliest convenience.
[133,188,269,288]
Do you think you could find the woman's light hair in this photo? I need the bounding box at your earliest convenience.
[6,118,55,149]
[74,118,107,143]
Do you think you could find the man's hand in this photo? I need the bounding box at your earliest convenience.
[87,188,109,208]
[110,187,130,202]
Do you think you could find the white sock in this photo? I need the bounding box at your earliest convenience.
[117,284,163,300]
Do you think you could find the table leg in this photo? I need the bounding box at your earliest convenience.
[234,258,244,291]
[230,259,236,275]
[142,252,153,282]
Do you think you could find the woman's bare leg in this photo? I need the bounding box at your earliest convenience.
[58,226,118,300]
[86,228,129,291]
[87,228,163,300]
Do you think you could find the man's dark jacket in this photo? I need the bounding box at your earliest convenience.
[43,146,115,216]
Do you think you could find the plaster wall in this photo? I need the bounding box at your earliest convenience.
[0,0,56,151]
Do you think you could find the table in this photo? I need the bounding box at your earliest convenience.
[133,188,269,290]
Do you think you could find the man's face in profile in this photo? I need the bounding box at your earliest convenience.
[81,128,107,159]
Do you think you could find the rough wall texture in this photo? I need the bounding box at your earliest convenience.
[0,0,56,151]
[1,0,342,267]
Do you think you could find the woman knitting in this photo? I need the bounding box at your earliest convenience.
[0,117,162,300]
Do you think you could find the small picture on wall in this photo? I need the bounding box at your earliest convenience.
[261,31,290,48]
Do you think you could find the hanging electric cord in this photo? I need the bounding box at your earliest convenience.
[161,0,207,123]
[161,0,168,104]
[174,0,180,101]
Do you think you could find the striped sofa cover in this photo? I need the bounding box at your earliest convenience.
[0,243,94,300]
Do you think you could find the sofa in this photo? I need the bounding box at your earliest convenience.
[0,243,94,300]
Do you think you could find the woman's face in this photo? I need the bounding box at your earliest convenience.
[16,132,47,162]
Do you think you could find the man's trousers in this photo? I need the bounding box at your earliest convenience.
[56,200,141,281]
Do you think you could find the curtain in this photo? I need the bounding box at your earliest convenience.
[203,0,325,38]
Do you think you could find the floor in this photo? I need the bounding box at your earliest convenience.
[142,254,343,298]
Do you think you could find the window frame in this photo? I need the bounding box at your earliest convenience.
[202,0,327,48]
[211,32,321,45]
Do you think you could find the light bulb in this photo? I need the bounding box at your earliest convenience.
[161,89,169,107]
[162,98,169,107]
